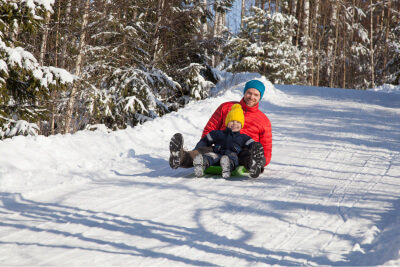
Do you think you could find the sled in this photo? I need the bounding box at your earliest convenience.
[204,165,247,177]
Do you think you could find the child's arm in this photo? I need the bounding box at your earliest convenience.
[194,132,215,150]
[243,135,255,150]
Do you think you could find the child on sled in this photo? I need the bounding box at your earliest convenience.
[170,104,264,178]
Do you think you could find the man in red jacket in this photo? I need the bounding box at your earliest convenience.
[169,79,272,178]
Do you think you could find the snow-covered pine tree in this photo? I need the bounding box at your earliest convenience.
[372,0,400,86]
[81,0,223,130]
[223,6,305,84]
[81,0,185,129]
[0,0,73,139]
[384,22,400,85]
[263,9,307,84]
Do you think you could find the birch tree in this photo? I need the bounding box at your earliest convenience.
[39,11,51,66]
[302,0,310,83]
[241,0,246,29]
[64,0,90,133]
[60,0,72,70]
[202,0,208,37]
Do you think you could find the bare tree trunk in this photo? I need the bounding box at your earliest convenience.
[370,0,375,88]
[290,0,298,44]
[302,0,309,48]
[121,4,127,66]
[36,9,52,134]
[326,0,338,85]
[49,0,63,135]
[39,10,51,66]
[291,0,297,16]
[311,0,320,86]
[380,2,385,31]
[64,0,90,134]
[60,0,72,70]
[220,11,225,36]
[316,15,327,86]
[211,11,220,67]
[383,0,391,82]
[213,11,225,67]
[202,0,208,36]
[301,0,310,83]
[54,0,62,68]
[241,0,245,29]
[151,0,165,68]
[295,0,303,46]
[330,0,340,88]
[342,31,346,88]
[348,0,356,89]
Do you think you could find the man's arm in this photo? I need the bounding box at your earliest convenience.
[259,122,272,167]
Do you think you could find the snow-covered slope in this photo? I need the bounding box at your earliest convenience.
[1,73,399,266]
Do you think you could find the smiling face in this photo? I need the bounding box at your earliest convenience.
[227,120,242,132]
[243,88,261,107]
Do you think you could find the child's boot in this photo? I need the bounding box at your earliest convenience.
[193,154,209,177]
[220,155,233,179]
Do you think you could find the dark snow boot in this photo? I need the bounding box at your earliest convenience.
[220,155,233,179]
[249,142,264,178]
[193,154,209,177]
[169,133,184,169]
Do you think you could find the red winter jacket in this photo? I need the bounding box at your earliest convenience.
[202,98,272,167]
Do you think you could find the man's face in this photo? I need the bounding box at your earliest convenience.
[244,88,261,107]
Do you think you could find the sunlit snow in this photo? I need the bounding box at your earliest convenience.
[0,72,399,266]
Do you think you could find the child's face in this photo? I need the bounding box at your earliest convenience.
[227,120,242,132]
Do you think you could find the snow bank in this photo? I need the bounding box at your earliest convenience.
[369,84,400,94]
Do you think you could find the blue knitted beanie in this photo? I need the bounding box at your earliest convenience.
[243,80,265,99]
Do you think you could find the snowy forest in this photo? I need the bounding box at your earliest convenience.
[1,0,400,139]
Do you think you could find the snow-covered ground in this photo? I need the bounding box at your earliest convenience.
[1,72,400,266]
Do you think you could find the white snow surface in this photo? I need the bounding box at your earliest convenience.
[1,72,400,266]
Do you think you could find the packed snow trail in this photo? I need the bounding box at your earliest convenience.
[1,74,400,266]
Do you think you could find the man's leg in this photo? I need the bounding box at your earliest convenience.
[238,143,266,178]
[169,133,213,169]
[169,133,184,169]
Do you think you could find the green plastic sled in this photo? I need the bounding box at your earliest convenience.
[204,165,247,177]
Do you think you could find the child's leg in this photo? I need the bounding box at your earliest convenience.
[193,153,220,177]
[220,153,238,179]
[220,156,231,178]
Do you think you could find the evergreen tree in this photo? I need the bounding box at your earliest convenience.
[82,0,221,129]
[0,0,73,139]
[223,6,305,84]
[385,23,400,85]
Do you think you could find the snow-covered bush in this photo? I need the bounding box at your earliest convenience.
[94,67,180,129]
[0,118,39,140]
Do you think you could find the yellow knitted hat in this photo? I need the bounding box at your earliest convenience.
[225,104,245,128]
